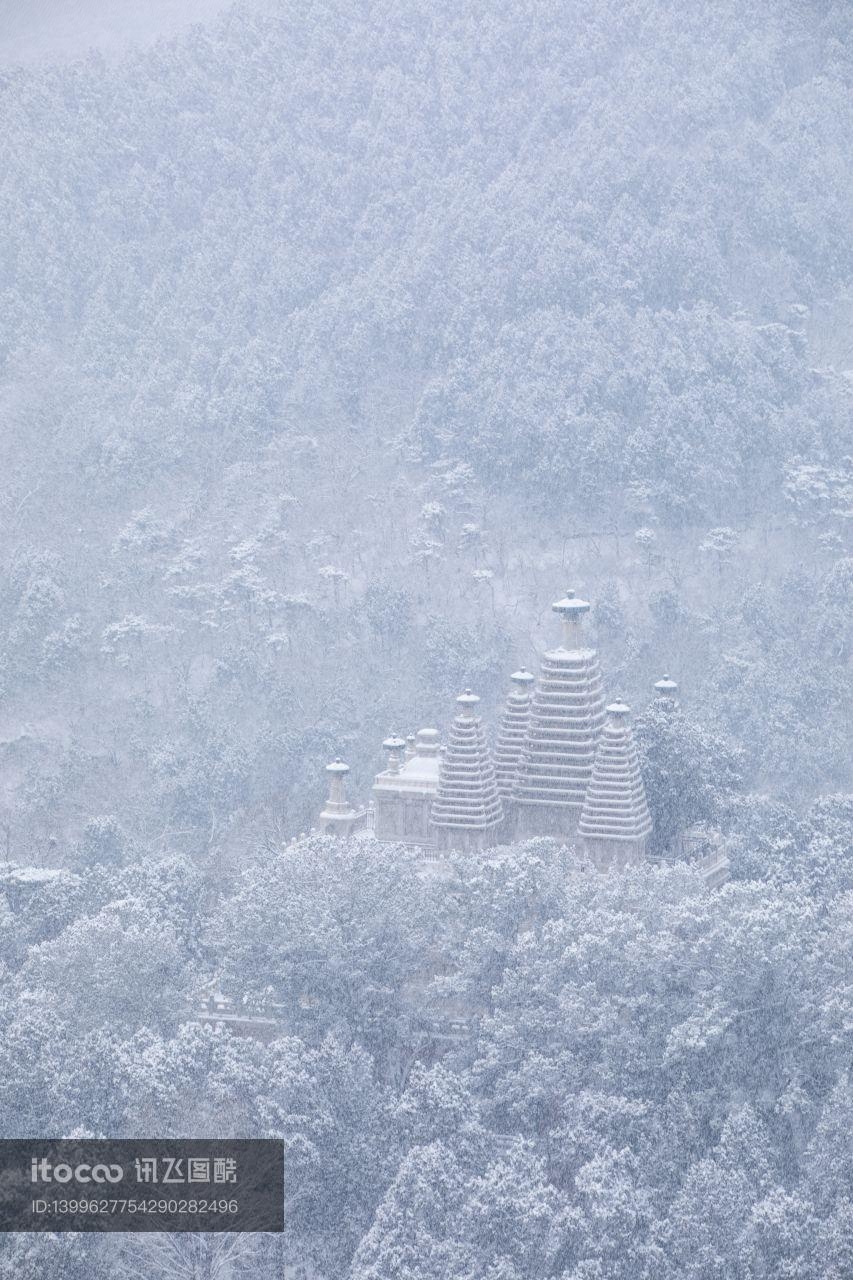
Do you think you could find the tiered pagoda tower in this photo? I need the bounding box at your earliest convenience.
[494,669,535,802]
[578,702,652,869]
[430,691,503,851]
[513,592,606,838]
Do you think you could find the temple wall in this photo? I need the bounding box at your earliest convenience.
[373,790,435,846]
[582,836,648,870]
[512,801,582,842]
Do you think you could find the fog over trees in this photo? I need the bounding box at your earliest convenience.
[0,0,851,1275]
[0,0,241,65]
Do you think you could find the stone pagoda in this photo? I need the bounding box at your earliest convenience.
[494,668,535,800]
[317,759,364,837]
[314,588,727,888]
[429,691,503,851]
[578,701,652,869]
[512,591,606,838]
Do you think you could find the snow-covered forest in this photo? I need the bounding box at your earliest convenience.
[0,0,851,1275]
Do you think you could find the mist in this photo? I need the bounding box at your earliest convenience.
[0,0,243,64]
[0,1,850,1275]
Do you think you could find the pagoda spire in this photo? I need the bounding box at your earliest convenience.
[513,591,606,837]
[494,669,535,798]
[552,589,593,649]
[653,673,680,709]
[382,734,406,774]
[430,690,503,850]
[318,758,359,837]
[578,702,652,868]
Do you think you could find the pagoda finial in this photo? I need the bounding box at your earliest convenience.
[456,689,480,717]
[415,727,440,755]
[318,755,367,837]
[382,734,406,774]
[322,758,352,814]
[552,589,591,648]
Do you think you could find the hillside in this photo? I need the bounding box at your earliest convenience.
[0,0,850,866]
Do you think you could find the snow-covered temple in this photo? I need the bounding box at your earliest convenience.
[316,591,728,885]
[512,591,606,838]
[372,728,441,847]
[578,701,653,869]
[429,691,503,850]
